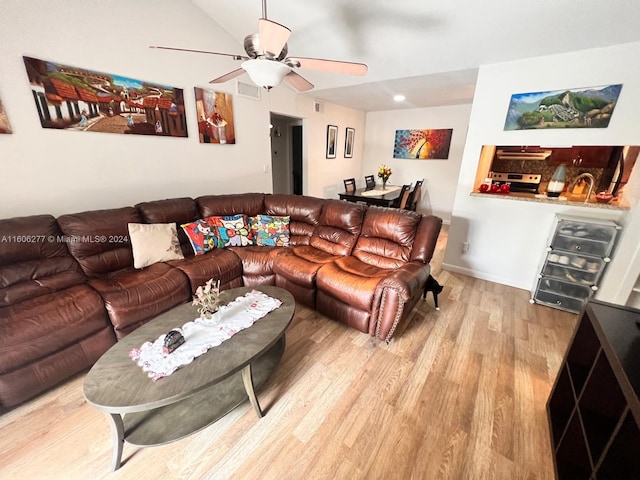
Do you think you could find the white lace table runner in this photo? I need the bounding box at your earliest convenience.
[358,185,401,197]
[129,290,282,381]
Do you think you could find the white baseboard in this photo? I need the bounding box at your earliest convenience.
[441,263,532,292]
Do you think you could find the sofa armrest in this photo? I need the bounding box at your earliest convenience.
[374,261,430,342]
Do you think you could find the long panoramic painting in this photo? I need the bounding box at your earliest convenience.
[22,56,187,137]
[393,129,453,159]
[504,84,622,130]
[0,96,12,134]
[194,88,235,144]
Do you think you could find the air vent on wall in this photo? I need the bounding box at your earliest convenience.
[236,80,261,100]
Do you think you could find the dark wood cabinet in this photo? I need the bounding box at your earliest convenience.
[547,300,640,479]
[548,146,614,167]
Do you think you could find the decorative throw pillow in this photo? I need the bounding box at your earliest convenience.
[128,223,184,269]
[249,215,290,247]
[181,219,218,255]
[207,214,253,248]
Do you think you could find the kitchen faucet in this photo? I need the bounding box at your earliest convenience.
[567,173,595,202]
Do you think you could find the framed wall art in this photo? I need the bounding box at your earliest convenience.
[393,129,453,159]
[0,96,12,134]
[344,127,355,158]
[194,87,235,144]
[326,125,338,159]
[504,84,623,130]
[22,56,187,137]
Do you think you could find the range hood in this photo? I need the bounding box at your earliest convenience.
[496,147,552,161]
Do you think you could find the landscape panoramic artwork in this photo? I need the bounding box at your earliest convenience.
[22,56,187,137]
[393,129,453,159]
[504,84,622,130]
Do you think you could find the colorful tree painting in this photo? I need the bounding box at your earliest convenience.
[393,129,453,159]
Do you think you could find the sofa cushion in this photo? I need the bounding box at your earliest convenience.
[196,193,266,218]
[135,197,199,257]
[168,248,243,293]
[249,215,290,246]
[229,245,283,286]
[207,214,253,247]
[264,194,323,246]
[273,246,337,287]
[88,262,190,338]
[57,207,141,277]
[0,284,112,372]
[316,257,387,311]
[310,199,365,256]
[354,207,421,269]
[181,219,219,255]
[128,223,184,269]
[0,215,86,307]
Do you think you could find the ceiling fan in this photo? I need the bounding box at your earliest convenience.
[150,0,367,92]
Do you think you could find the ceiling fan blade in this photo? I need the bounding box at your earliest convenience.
[283,71,314,92]
[150,45,248,60]
[287,57,368,76]
[210,68,245,84]
[258,18,291,59]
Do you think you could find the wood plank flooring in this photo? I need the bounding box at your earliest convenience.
[0,226,578,479]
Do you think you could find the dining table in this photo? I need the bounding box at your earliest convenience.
[338,185,402,207]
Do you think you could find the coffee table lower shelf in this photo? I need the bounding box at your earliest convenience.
[107,335,285,470]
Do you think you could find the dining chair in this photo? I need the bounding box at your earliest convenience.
[364,175,376,190]
[391,184,411,209]
[343,177,356,193]
[406,179,423,211]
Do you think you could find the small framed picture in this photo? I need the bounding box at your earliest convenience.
[344,127,355,158]
[326,125,338,159]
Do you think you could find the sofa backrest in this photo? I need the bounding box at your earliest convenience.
[57,207,140,277]
[0,215,86,307]
[353,207,422,269]
[135,197,199,257]
[196,193,266,218]
[410,214,443,264]
[310,199,365,256]
[264,194,323,246]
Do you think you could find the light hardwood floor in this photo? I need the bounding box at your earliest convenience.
[0,226,577,480]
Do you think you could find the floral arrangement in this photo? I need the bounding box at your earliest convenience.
[192,278,220,318]
[377,164,392,188]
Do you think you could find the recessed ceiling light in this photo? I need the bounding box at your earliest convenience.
[393,94,405,102]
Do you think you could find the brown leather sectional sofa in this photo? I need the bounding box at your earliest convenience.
[0,193,441,408]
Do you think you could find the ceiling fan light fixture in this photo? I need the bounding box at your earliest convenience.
[241,59,291,89]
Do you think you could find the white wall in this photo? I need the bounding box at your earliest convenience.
[0,0,365,219]
[363,104,472,223]
[443,41,640,294]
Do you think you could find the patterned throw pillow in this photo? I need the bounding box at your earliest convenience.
[249,215,290,247]
[181,219,218,255]
[207,214,253,248]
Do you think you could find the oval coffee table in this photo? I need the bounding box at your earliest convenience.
[83,286,295,471]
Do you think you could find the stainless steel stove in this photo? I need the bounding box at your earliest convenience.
[491,172,542,194]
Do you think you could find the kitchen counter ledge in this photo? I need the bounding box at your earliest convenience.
[469,191,629,210]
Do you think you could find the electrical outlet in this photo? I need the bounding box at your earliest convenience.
[461,241,470,253]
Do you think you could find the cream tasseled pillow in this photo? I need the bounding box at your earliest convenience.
[128,223,184,269]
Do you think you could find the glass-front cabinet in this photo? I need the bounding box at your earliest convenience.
[531,214,621,313]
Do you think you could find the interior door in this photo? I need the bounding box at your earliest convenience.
[292,125,303,195]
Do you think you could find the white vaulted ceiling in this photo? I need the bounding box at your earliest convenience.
[190,0,640,111]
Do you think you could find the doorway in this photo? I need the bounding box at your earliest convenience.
[270,113,303,195]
